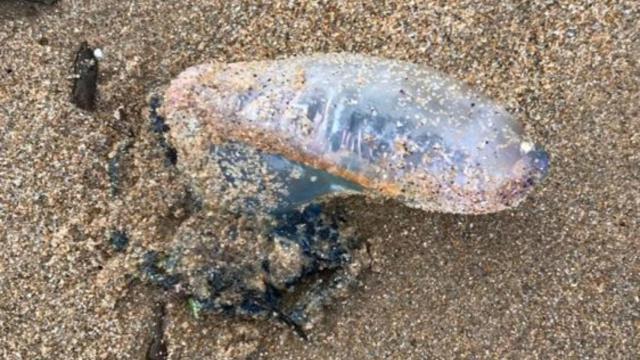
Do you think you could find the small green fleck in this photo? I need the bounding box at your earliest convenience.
[188,298,203,319]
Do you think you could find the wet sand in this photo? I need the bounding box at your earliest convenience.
[1,1,638,358]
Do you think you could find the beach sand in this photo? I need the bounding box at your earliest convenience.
[1,1,638,358]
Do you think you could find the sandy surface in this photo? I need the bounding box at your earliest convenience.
[1,1,638,359]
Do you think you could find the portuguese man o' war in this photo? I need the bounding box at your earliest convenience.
[138,53,549,336]
[163,53,549,215]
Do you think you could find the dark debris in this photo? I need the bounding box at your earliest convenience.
[71,41,98,111]
[109,230,129,252]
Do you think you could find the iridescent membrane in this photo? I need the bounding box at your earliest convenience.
[164,53,549,214]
